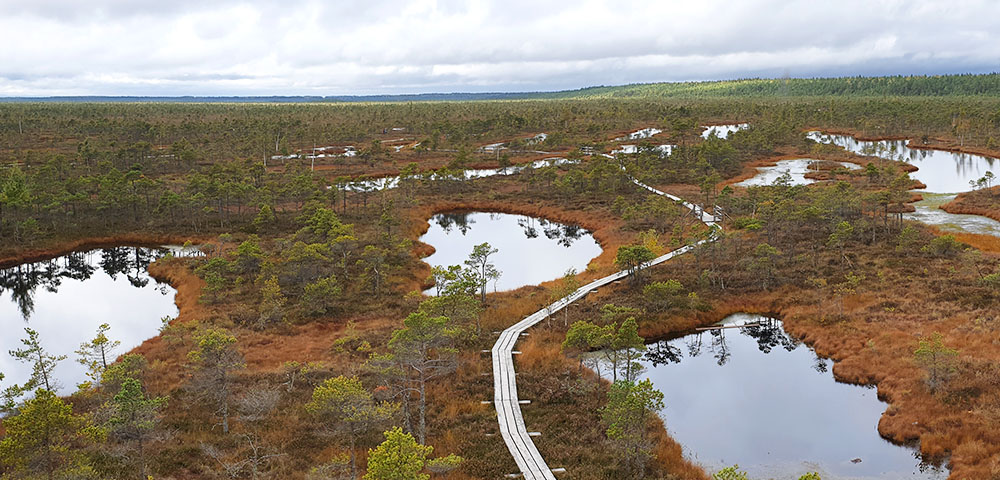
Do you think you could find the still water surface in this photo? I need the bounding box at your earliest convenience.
[638,313,946,480]
[419,212,601,294]
[735,159,861,187]
[807,131,998,194]
[0,247,180,396]
[702,123,749,139]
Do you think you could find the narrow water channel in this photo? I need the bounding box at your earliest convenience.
[0,247,181,397]
[637,313,947,480]
[419,212,601,294]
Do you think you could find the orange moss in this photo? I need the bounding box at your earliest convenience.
[929,228,1000,253]
[941,186,1000,223]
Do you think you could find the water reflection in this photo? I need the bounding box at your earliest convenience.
[635,313,947,480]
[702,123,749,139]
[616,128,663,141]
[904,193,1000,237]
[0,247,172,320]
[420,212,601,293]
[807,131,998,194]
[1,247,180,396]
[735,159,861,187]
[340,157,576,192]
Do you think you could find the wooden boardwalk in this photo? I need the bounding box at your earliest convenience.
[490,159,718,478]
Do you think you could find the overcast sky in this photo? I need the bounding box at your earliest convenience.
[1,0,998,96]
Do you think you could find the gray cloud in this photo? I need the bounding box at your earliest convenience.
[0,0,998,96]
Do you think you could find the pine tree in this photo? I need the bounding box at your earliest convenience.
[76,323,121,384]
[105,377,168,478]
[10,327,66,392]
[0,389,98,479]
[364,427,432,480]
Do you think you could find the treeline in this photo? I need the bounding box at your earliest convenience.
[5,73,1000,105]
[541,73,1000,99]
[6,95,1000,168]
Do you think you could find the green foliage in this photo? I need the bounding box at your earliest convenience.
[389,311,458,444]
[601,380,664,477]
[896,225,923,252]
[914,332,959,393]
[747,243,780,289]
[642,279,686,312]
[0,389,99,479]
[712,465,749,480]
[9,327,66,392]
[0,372,19,414]
[540,73,1000,99]
[234,235,266,274]
[101,353,148,394]
[257,275,287,327]
[104,377,168,477]
[417,290,481,337]
[730,216,763,230]
[798,473,822,480]
[302,275,342,316]
[613,318,647,383]
[187,328,244,433]
[425,454,463,474]
[464,242,500,302]
[983,272,1000,290]
[827,221,854,251]
[364,427,433,480]
[562,320,601,362]
[922,235,964,257]
[616,244,656,280]
[75,322,121,385]
[252,204,276,232]
[195,257,232,303]
[298,203,353,242]
[306,376,398,479]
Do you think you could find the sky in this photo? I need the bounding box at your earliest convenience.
[0,0,998,97]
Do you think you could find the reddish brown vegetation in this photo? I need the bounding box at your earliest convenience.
[942,186,1000,223]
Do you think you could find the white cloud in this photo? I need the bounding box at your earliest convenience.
[0,0,998,96]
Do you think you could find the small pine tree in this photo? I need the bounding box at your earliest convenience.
[10,327,66,392]
[364,427,433,480]
[76,323,121,384]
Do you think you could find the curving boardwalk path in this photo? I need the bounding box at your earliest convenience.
[491,158,720,478]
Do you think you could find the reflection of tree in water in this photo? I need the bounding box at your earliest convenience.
[433,212,475,235]
[685,333,704,358]
[644,340,683,367]
[516,217,539,239]
[813,355,829,373]
[0,247,165,320]
[709,329,731,366]
[99,247,158,288]
[538,218,586,247]
[740,317,798,354]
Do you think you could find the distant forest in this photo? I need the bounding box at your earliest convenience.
[3,73,1000,103]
